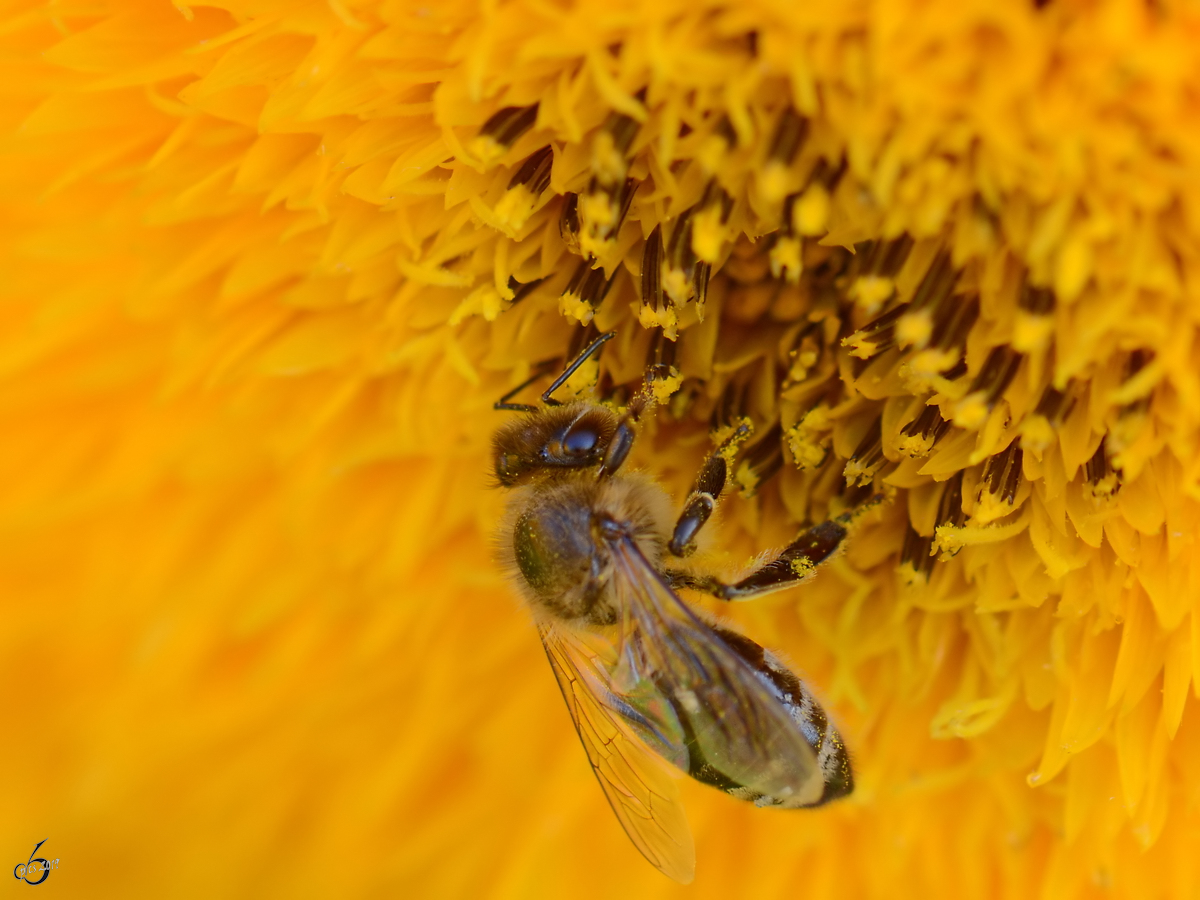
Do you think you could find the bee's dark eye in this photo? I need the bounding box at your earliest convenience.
[562,424,599,456]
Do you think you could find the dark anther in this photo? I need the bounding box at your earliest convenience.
[936,471,967,532]
[768,108,808,165]
[968,346,1023,404]
[864,235,914,278]
[562,260,618,317]
[508,275,549,305]
[1084,437,1121,499]
[1033,383,1075,423]
[646,327,677,370]
[1127,349,1151,377]
[566,322,602,362]
[713,115,736,149]
[909,249,959,311]
[899,404,951,456]
[1019,279,1055,315]
[982,442,1024,505]
[665,208,696,270]
[478,104,540,148]
[736,424,784,497]
[938,358,966,382]
[844,303,911,359]
[808,156,848,190]
[900,524,936,581]
[642,223,664,310]
[931,294,979,351]
[710,380,749,432]
[660,204,712,309]
[844,416,886,487]
[507,145,554,195]
[560,193,581,254]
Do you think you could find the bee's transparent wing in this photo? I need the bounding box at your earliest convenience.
[540,625,696,884]
[606,533,826,806]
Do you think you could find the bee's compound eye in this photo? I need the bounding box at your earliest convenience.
[562,424,599,456]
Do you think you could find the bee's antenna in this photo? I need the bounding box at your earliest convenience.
[494,360,559,412]
[540,330,616,406]
[493,331,617,412]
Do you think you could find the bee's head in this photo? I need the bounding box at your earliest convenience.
[492,402,618,487]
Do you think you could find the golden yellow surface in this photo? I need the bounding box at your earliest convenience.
[1,0,1199,897]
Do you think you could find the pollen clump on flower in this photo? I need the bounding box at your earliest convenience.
[2,0,1199,898]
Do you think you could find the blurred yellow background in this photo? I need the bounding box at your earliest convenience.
[3,0,1199,897]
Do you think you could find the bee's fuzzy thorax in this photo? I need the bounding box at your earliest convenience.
[499,471,674,627]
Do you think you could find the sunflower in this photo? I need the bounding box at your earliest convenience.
[1,0,1197,896]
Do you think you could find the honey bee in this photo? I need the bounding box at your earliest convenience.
[493,332,863,884]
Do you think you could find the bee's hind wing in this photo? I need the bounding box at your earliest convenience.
[540,626,696,885]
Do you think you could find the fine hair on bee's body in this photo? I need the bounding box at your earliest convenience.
[492,330,871,884]
[499,466,674,627]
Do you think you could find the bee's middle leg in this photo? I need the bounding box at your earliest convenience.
[667,423,752,557]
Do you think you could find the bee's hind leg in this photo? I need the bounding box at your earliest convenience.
[667,422,753,557]
[667,495,884,601]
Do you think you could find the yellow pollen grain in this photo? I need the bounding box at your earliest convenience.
[579,191,618,231]
[638,303,678,340]
[1020,415,1056,453]
[468,135,508,165]
[650,372,682,404]
[896,310,933,348]
[769,237,803,283]
[691,205,727,264]
[757,160,793,204]
[1055,233,1095,302]
[786,418,831,470]
[843,334,882,360]
[661,265,695,306]
[697,133,731,176]
[897,432,936,458]
[850,275,896,313]
[559,293,595,325]
[493,185,539,232]
[733,465,759,496]
[449,284,508,324]
[591,131,627,186]
[1013,311,1055,353]
[793,183,831,236]
[951,393,991,430]
[789,558,815,578]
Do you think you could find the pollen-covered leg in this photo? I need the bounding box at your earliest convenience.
[596,363,678,480]
[596,383,653,480]
[668,422,752,557]
[669,495,883,601]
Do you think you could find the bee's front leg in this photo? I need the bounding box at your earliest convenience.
[597,364,673,480]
